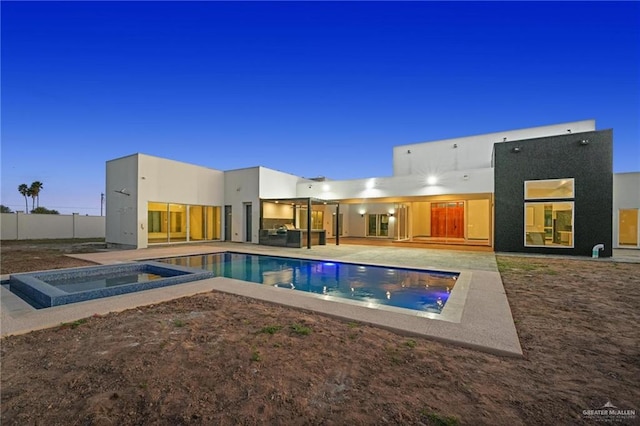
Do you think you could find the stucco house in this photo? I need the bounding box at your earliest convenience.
[105,119,639,256]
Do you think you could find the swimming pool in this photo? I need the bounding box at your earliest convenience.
[158,252,459,314]
[9,262,214,309]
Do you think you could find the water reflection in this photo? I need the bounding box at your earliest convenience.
[160,253,459,314]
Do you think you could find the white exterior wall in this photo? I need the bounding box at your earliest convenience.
[393,120,596,176]
[263,202,295,220]
[223,166,305,243]
[106,153,224,248]
[224,167,260,243]
[259,167,304,199]
[332,204,351,238]
[295,166,495,240]
[1,213,105,240]
[296,168,494,200]
[613,172,640,248]
[103,120,634,249]
[344,203,397,238]
[137,154,225,248]
[106,154,138,247]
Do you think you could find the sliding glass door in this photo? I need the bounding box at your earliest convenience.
[367,214,389,237]
[148,202,220,244]
[396,205,408,240]
[189,206,220,241]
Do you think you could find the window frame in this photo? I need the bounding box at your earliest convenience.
[523,178,575,249]
[524,202,575,248]
[524,178,575,200]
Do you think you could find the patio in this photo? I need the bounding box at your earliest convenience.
[1,242,523,357]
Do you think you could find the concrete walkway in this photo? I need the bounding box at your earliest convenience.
[3,242,521,356]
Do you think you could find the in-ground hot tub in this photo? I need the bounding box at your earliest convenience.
[8,262,214,309]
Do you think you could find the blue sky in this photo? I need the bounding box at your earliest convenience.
[2,1,639,215]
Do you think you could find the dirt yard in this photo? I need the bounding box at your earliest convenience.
[1,241,639,425]
[0,239,105,275]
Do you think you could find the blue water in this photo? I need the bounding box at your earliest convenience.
[159,252,458,314]
[48,272,165,293]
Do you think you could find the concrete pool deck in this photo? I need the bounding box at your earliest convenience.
[1,243,523,357]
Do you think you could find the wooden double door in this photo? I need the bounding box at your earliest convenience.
[431,202,464,239]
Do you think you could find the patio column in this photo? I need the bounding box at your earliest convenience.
[335,203,340,246]
[307,198,312,249]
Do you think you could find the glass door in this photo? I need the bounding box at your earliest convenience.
[367,214,389,237]
[245,203,252,242]
[332,214,343,236]
[224,205,232,241]
[396,205,409,241]
[619,209,639,246]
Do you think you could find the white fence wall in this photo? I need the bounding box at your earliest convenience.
[0,213,105,240]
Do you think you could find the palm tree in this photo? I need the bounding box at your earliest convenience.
[28,187,35,211]
[18,184,29,213]
[30,181,44,208]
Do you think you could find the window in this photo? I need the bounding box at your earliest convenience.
[619,209,639,246]
[299,210,324,230]
[525,179,574,199]
[169,204,187,242]
[524,179,574,248]
[367,214,389,237]
[148,211,162,233]
[148,202,220,244]
[148,202,169,243]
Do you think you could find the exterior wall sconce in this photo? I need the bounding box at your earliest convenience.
[358,209,366,217]
[453,143,458,148]
[579,139,590,146]
[512,147,522,153]
[388,213,394,217]
[407,149,411,154]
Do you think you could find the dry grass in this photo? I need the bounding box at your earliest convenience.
[1,242,639,425]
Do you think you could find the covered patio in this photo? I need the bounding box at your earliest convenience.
[259,197,341,249]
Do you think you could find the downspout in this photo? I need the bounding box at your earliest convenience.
[592,244,604,258]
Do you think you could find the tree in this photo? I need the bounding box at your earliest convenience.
[30,181,44,208]
[28,187,35,211]
[31,207,59,214]
[0,205,13,213]
[18,184,29,213]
